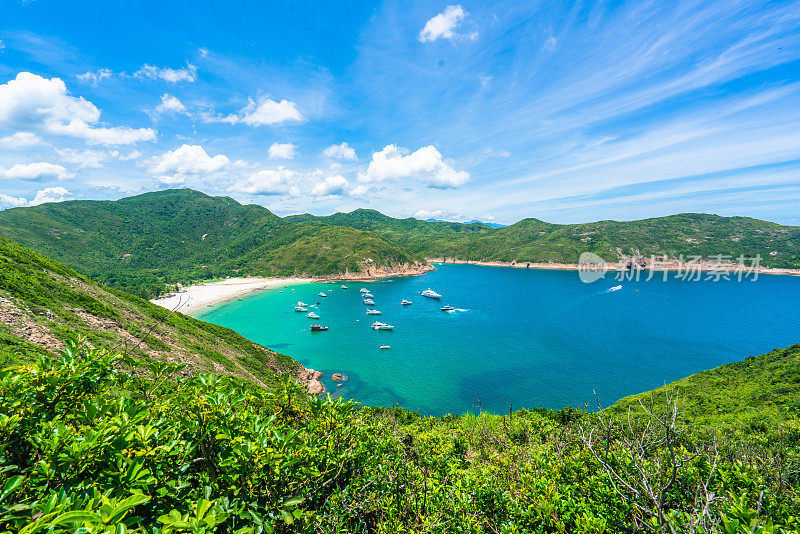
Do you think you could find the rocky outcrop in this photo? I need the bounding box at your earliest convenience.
[319,260,435,282]
[297,367,325,395]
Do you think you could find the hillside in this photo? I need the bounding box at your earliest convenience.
[611,343,800,431]
[0,190,425,298]
[290,211,800,268]
[0,235,320,391]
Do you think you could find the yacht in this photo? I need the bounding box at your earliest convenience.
[306,311,320,319]
[310,324,328,332]
[318,292,327,297]
[362,292,374,299]
[296,301,308,307]
[363,299,375,305]
[609,285,622,292]
[421,288,442,299]
[371,321,394,330]
[359,288,369,293]
[380,345,391,350]
[366,309,381,315]
[401,299,412,305]
[341,285,348,289]
[441,305,455,312]
[294,305,308,312]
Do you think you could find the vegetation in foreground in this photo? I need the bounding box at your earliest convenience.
[1,338,798,533]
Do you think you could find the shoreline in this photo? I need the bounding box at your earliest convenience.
[426,258,800,277]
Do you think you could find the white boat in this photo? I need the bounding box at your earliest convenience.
[341,285,348,289]
[363,299,375,305]
[421,288,442,299]
[363,292,374,299]
[609,285,622,292]
[318,292,327,297]
[401,299,412,305]
[359,288,369,293]
[380,345,390,349]
[296,301,308,307]
[294,306,308,312]
[310,324,328,332]
[306,312,320,319]
[371,321,394,330]
[366,309,381,315]
[441,305,455,312]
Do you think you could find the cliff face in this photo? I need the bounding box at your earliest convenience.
[322,260,436,281]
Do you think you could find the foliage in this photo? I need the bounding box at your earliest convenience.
[1,339,798,532]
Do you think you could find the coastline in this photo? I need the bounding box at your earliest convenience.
[426,257,800,277]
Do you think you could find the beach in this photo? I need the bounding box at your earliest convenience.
[150,277,313,314]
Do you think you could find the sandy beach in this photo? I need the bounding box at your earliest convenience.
[150,277,314,315]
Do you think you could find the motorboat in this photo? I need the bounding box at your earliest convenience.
[366,309,381,315]
[296,301,308,307]
[294,306,308,312]
[318,292,327,297]
[441,305,455,312]
[421,288,442,299]
[371,321,394,330]
[310,324,328,332]
[401,299,412,305]
[363,299,375,305]
[359,288,369,293]
[306,312,320,319]
[362,292,374,299]
[341,285,348,289]
[609,285,622,292]
[380,345,390,350]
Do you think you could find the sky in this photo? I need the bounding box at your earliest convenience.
[1,0,800,225]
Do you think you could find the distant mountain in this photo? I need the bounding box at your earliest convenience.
[424,218,506,228]
[0,189,424,298]
[289,210,800,268]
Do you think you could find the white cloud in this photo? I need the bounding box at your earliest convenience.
[30,186,72,205]
[0,40,5,51]
[412,208,469,222]
[56,148,119,169]
[231,167,301,196]
[0,193,27,207]
[219,97,304,126]
[544,37,558,51]
[323,142,357,161]
[0,162,72,181]
[268,142,297,159]
[419,5,477,43]
[118,150,141,161]
[359,144,470,188]
[135,64,197,83]
[147,144,229,182]
[0,131,41,149]
[155,94,186,114]
[0,72,156,145]
[76,69,112,84]
[311,175,349,197]
[349,184,370,197]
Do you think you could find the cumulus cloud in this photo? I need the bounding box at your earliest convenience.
[147,144,229,183]
[155,94,186,114]
[268,142,297,159]
[349,184,370,197]
[230,167,301,196]
[323,142,357,161]
[218,97,304,126]
[359,144,469,188]
[0,186,72,208]
[311,175,349,197]
[76,68,112,84]
[0,131,41,149]
[0,72,156,145]
[419,5,477,43]
[56,148,119,169]
[0,162,72,181]
[135,64,197,83]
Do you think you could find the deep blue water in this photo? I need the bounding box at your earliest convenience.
[196,264,800,415]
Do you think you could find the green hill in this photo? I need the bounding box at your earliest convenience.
[0,190,424,298]
[290,211,800,268]
[0,235,310,389]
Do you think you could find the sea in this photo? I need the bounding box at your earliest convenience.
[196,263,800,416]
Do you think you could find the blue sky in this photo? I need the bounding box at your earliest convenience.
[1,0,799,224]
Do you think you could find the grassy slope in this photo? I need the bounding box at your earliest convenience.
[0,235,301,387]
[0,189,422,298]
[290,211,800,268]
[611,344,800,431]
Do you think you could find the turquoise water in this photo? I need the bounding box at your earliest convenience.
[196,264,800,415]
